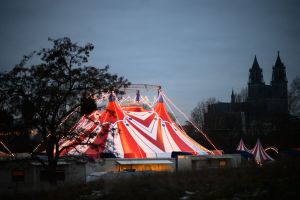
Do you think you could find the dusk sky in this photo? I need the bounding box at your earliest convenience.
[1,0,300,118]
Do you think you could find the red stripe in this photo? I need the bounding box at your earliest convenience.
[154,102,173,122]
[127,119,165,151]
[60,123,98,156]
[127,113,156,128]
[101,101,124,123]
[117,122,147,158]
[84,126,109,158]
[165,123,195,154]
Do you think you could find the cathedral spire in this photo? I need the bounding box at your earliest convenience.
[231,89,235,104]
[271,51,288,100]
[272,51,287,83]
[249,55,264,84]
[252,55,260,69]
[274,51,284,69]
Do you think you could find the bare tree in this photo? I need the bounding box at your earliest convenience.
[0,37,130,182]
[235,87,248,103]
[191,98,217,129]
[289,76,300,116]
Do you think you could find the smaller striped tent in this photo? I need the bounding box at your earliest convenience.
[250,139,274,163]
[236,138,250,152]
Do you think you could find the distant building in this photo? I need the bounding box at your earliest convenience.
[247,52,288,115]
[204,52,299,151]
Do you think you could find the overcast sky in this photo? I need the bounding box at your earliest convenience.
[0,0,300,118]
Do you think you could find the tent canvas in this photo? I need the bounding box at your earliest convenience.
[236,138,250,152]
[250,139,274,163]
[0,151,9,157]
[0,140,12,157]
[59,93,210,158]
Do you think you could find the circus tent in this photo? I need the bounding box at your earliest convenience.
[0,140,12,157]
[236,138,250,152]
[250,139,274,163]
[59,92,210,159]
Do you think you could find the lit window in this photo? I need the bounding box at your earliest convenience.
[219,160,226,168]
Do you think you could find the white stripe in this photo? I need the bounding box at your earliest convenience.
[67,125,102,155]
[171,123,207,154]
[127,111,154,120]
[105,123,124,158]
[128,115,158,140]
[126,120,165,154]
[161,122,180,152]
[125,121,165,158]
[59,119,95,151]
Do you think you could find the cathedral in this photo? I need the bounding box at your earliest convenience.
[245,52,288,115]
[203,52,300,152]
[202,52,300,152]
[204,52,290,136]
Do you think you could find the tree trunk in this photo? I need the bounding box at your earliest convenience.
[47,156,58,185]
[45,141,58,185]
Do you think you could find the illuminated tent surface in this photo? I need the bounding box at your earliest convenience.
[250,139,274,163]
[0,151,8,157]
[236,138,250,152]
[0,140,10,157]
[60,94,209,158]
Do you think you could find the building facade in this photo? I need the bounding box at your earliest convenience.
[247,52,288,116]
[203,53,298,152]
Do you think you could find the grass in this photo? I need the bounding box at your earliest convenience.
[1,159,300,200]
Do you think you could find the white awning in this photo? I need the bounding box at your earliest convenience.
[116,160,173,165]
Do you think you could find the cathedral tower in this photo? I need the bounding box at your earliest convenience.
[271,51,288,98]
[270,51,288,113]
[231,89,235,104]
[248,55,266,100]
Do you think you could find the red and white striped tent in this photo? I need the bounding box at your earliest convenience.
[250,139,274,163]
[236,138,250,152]
[0,140,12,157]
[59,93,210,158]
[0,151,9,157]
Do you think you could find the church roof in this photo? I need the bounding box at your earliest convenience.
[274,51,284,68]
[251,55,261,70]
[249,55,264,84]
[272,51,287,83]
